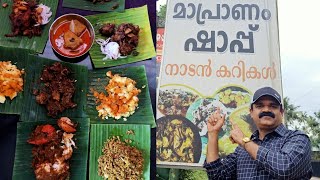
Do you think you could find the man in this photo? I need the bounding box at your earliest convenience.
[204,86,313,179]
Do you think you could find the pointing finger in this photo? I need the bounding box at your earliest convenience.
[229,136,235,144]
[230,119,235,129]
[231,119,240,130]
[208,118,215,125]
[222,113,226,121]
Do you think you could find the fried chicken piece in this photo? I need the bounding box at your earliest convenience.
[27,125,56,145]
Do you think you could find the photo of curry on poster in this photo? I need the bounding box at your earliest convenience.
[157,0,282,167]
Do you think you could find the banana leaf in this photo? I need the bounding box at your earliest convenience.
[89,124,150,180]
[63,0,125,12]
[12,118,90,180]
[20,55,88,121]
[86,65,156,127]
[0,47,29,115]
[0,0,58,54]
[86,5,156,68]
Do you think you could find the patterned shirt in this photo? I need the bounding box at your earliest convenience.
[204,124,313,179]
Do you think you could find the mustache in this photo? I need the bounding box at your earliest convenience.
[259,112,275,118]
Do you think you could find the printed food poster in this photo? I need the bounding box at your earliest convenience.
[157,0,283,167]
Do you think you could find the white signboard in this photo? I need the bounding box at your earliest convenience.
[157,0,282,167]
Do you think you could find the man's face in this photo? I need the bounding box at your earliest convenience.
[250,96,284,131]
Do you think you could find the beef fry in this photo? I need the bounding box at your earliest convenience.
[5,0,42,38]
[99,23,140,56]
[34,62,77,117]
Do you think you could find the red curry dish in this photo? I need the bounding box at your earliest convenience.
[49,14,94,58]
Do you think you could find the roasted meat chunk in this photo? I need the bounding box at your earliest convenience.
[110,23,140,56]
[99,23,115,37]
[34,62,77,117]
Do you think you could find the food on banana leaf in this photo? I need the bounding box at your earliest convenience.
[218,134,238,156]
[33,62,77,117]
[218,109,253,156]
[96,23,140,60]
[158,89,199,116]
[5,0,52,38]
[156,116,201,163]
[0,61,24,103]
[190,99,227,137]
[97,136,144,180]
[86,0,119,10]
[230,107,256,133]
[218,118,252,156]
[91,71,141,120]
[217,88,251,109]
[27,117,77,180]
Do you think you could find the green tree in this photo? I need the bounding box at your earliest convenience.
[283,97,301,123]
[284,97,320,152]
[157,4,167,27]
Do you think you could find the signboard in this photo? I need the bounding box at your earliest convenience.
[156,28,165,63]
[157,0,282,167]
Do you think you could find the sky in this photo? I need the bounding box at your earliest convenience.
[157,0,320,115]
[277,0,320,115]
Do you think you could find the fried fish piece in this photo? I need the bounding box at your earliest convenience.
[63,30,83,50]
[69,20,86,37]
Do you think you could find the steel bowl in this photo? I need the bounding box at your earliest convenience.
[49,13,95,59]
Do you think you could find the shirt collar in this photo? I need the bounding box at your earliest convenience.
[251,130,259,140]
[250,123,287,140]
[273,123,287,137]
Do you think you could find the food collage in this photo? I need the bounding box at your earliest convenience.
[0,0,155,179]
[157,84,257,164]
